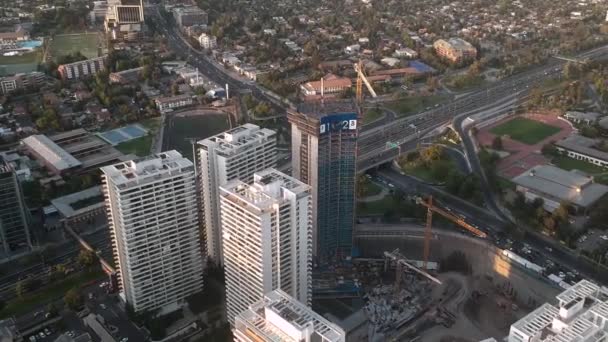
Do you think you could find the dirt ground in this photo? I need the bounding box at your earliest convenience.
[417,272,526,342]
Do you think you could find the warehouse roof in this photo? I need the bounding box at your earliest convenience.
[512,165,608,208]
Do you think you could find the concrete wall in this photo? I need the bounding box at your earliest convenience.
[355,232,561,306]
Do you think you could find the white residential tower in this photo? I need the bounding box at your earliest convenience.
[101,151,204,313]
[220,169,312,325]
[196,124,276,265]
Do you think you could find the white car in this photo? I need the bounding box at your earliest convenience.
[100,304,107,309]
[601,235,608,241]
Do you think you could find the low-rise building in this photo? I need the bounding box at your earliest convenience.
[58,56,107,81]
[154,94,193,112]
[394,47,418,59]
[433,38,477,64]
[0,28,29,42]
[234,290,345,342]
[198,33,217,49]
[507,279,608,342]
[300,74,352,96]
[0,72,44,94]
[50,186,105,228]
[172,6,208,28]
[109,67,143,84]
[21,128,125,175]
[555,135,608,169]
[563,111,601,125]
[512,165,608,214]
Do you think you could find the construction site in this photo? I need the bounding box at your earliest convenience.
[312,196,563,341]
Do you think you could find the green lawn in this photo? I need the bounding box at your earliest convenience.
[402,163,436,183]
[0,50,42,65]
[49,33,103,61]
[357,196,400,216]
[0,50,42,76]
[552,155,606,174]
[115,135,153,157]
[363,108,383,124]
[363,181,382,197]
[386,95,447,117]
[0,270,104,319]
[490,117,561,145]
[115,118,162,157]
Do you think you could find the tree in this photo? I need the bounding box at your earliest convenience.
[541,143,558,157]
[553,202,571,224]
[46,303,58,318]
[77,250,96,268]
[64,288,83,311]
[420,145,443,166]
[171,82,180,96]
[491,136,503,150]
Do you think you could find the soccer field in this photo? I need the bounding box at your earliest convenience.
[49,33,103,60]
[490,117,561,145]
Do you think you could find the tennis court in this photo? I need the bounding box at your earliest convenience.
[98,124,148,146]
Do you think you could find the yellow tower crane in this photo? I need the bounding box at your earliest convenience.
[416,196,488,270]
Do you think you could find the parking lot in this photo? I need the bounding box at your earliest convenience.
[576,229,608,253]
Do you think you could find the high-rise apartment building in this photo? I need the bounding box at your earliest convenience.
[196,124,276,265]
[101,151,203,313]
[288,100,359,263]
[0,156,31,255]
[220,169,312,325]
[234,289,346,342]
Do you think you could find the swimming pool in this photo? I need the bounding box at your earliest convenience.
[17,40,43,49]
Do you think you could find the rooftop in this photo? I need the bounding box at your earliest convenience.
[101,150,193,186]
[22,134,82,171]
[221,168,309,212]
[236,290,345,342]
[50,186,104,219]
[512,165,608,208]
[510,280,608,342]
[556,135,608,162]
[197,123,275,157]
[294,99,359,118]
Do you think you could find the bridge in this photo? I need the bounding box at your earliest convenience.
[355,45,608,172]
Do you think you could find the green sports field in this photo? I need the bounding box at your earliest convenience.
[48,32,103,61]
[490,117,561,145]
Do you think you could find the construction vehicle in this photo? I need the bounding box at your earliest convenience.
[416,196,488,270]
[355,60,378,103]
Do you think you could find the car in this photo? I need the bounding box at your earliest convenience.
[67,331,75,338]
[601,235,608,241]
[43,328,51,335]
[38,332,45,338]
[88,293,94,300]
[100,304,107,309]
[120,338,129,342]
[29,336,36,342]
[545,247,553,252]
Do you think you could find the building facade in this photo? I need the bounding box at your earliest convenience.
[508,279,608,342]
[288,101,359,263]
[198,33,217,50]
[234,290,345,342]
[196,124,276,265]
[555,135,608,169]
[154,94,193,113]
[172,6,208,28]
[0,72,45,94]
[101,151,204,313]
[433,38,477,64]
[220,169,312,325]
[0,156,31,255]
[58,56,107,81]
